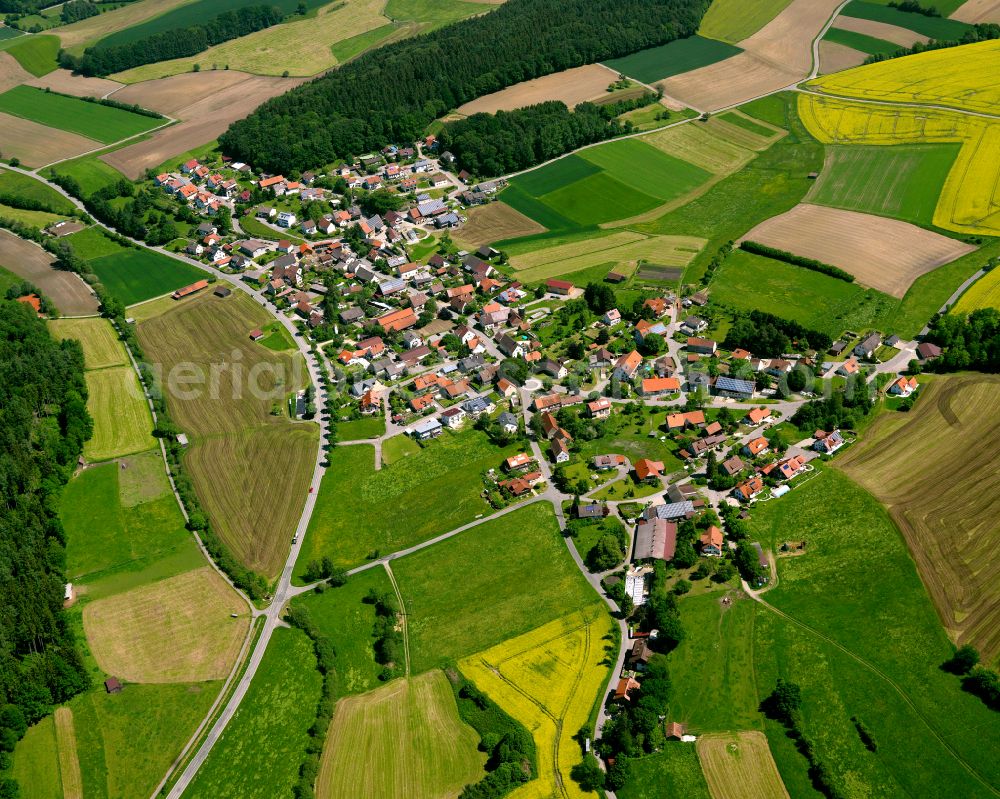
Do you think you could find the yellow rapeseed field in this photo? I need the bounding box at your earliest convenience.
[807,39,1000,115]
[799,93,1000,236]
[459,606,615,799]
[953,268,1000,314]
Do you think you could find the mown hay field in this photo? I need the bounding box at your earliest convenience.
[83,566,248,683]
[0,85,161,143]
[807,143,961,225]
[798,92,1000,236]
[643,122,759,174]
[459,608,616,799]
[740,203,975,297]
[455,63,612,115]
[49,317,128,370]
[453,200,545,248]
[953,266,1000,313]
[808,37,998,113]
[698,0,794,42]
[54,708,83,799]
[317,671,486,799]
[137,292,317,577]
[696,731,789,799]
[838,375,1000,660]
[83,365,157,462]
[512,232,705,283]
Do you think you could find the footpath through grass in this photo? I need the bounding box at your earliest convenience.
[298,429,523,573]
[0,86,162,143]
[749,467,1000,797]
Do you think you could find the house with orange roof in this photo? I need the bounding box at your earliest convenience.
[641,376,680,396]
[614,350,643,380]
[643,297,667,316]
[665,410,705,431]
[409,393,436,412]
[734,475,764,501]
[743,436,769,457]
[377,308,417,332]
[634,458,664,482]
[615,676,641,702]
[505,453,534,472]
[888,375,918,397]
[699,525,724,556]
[745,407,772,425]
[587,397,612,418]
[837,358,860,376]
[16,294,42,316]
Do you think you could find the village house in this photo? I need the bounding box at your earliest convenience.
[813,429,845,454]
[854,332,882,359]
[680,316,708,335]
[505,453,534,472]
[699,525,724,556]
[687,336,718,356]
[550,436,570,463]
[720,455,745,477]
[412,417,442,440]
[837,358,860,377]
[497,412,519,434]
[916,341,942,360]
[745,407,772,426]
[634,517,677,562]
[546,278,574,295]
[735,475,765,501]
[743,436,769,457]
[713,375,755,399]
[614,350,643,381]
[587,397,612,419]
[603,308,621,325]
[634,458,664,482]
[665,410,705,431]
[888,376,918,397]
[641,376,680,396]
[593,454,625,470]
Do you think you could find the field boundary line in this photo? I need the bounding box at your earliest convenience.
[383,562,410,677]
[749,590,1000,796]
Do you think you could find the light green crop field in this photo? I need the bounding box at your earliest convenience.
[336,414,386,439]
[88,248,207,306]
[0,86,162,143]
[49,317,128,370]
[82,365,157,462]
[823,26,898,56]
[1,34,60,76]
[393,502,601,672]
[64,226,125,260]
[710,249,897,337]
[11,715,62,799]
[749,468,1000,796]
[0,167,76,212]
[298,430,522,573]
[618,744,711,799]
[808,143,962,225]
[317,671,486,799]
[698,0,794,43]
[186,627,322,799]
[44,155,126,195]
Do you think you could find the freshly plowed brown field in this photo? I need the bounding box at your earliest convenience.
[660,0,842,110]
[819,41,868,75]
[831,15,930,47]
[838,375,1000,661]
[0,52,31,93]
[0,112,98,168]
[0,228,99,315]
[110,70,254,116]
[951,0,1000,23]
[83,566,248,683]
[101,73,305,178]
[454,201,545,247]
[456,64,613,115]
[26,69,124,98]
[697,731,790,799]
[740,203,975,297]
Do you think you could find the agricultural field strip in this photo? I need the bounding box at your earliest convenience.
[746,591,996,792]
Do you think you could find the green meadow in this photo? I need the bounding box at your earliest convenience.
[0,167,76,212]
[840,1,970,39]
[86,247,206,305]
[824,27,898,57]
[603,35,741,83]
[0,34,59,75]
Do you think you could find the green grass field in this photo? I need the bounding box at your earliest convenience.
[62,450,198,587]
[635,92,822,284]
[749,468,1000,796]
[603,35,742,84]
[618,745,712,799]
[49,317,128,369]
[257,320,296,351]
[718,111,778,138]
[87,248,207,305]
[337,415,385,439]
[1,34,60,75]
[808,143,960,225]
[186,627,322,799]
[505,139,711,233]
[318,671,486,798]
[11,714,61,799]
[698,0,794,43]
[841,0,971,39]
[292,568,392,695]
[711,249,897,337]
[95,0,330,49]
[384,0,491,26]
[824,26,899,56]
[237,213,304,244]
[298,430,522,573]
[668,593,760,732]
[0,203,62,227]
[45,155,126,196]
[393,502,601,672]
[0,167,76,212]
[83,366,157,461]
[64,226,123,259]
[329,22,400,62]
[0,86,162,143]
[852,0,965,13]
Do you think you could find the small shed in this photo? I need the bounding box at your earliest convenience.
[214,286,232,297]
[105,677,122,694]
[665,721,687,740]
[249,328,264,341]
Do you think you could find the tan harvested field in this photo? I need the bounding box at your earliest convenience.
[706,113,785,150]
[0,229,99,315]
[318,671,486,799]
[0,112,99,169]
[740,203,976,297]
[110,70,254,115]
[101,73,305,178]
[453,201,545,248]
[838,375,1000,661]
[49,317,128,370]
[819,41,868,75]
[643,123,756,174]
[26,69,124,98]
[831,15,930,47]
[54,708,83,799]
[456,64,613,115]
[53,0,196,50]
[512,230,645,270]
[697,732,790,799]
[661,0,843,110]
[951,0,1000,22]
[114,0,391,81]
[0,52,31,93]
[83,567,248,683]
[136,292,317,576]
